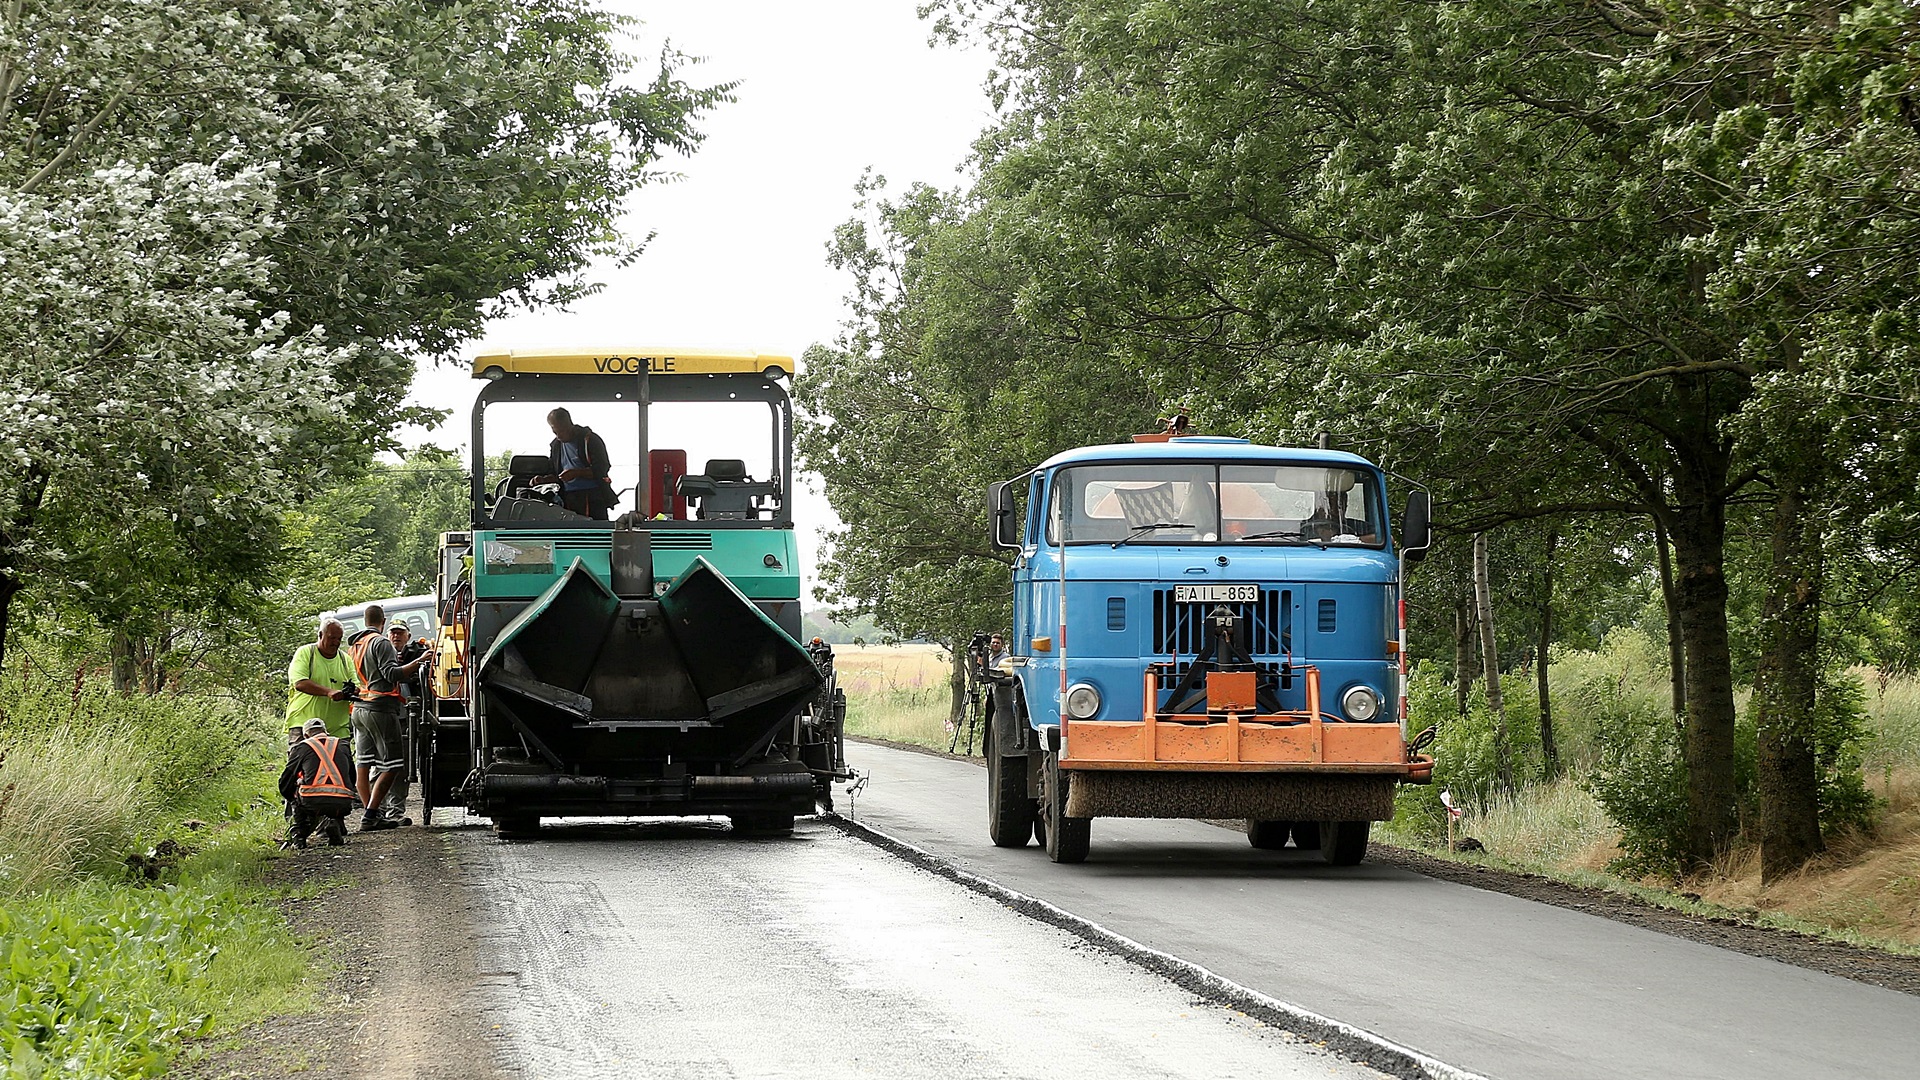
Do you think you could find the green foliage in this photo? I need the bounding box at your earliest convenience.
[1583,684,1695,878]
[0,665,306,1077]
[0,860,305,1079]
[1394,665,1542,838]
[0,670,280,896]
[0,0,727,676]
[1811,666,1878,835]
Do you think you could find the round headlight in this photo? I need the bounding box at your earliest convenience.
[1341,686,1381,722]
[1065,682,1102,720]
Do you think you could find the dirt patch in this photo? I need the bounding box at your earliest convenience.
[169,815,514,1080]
[1368,843,1920,996]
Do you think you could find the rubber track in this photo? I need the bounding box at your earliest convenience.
[823,813,1489,1080]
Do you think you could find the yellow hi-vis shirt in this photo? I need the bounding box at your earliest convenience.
[286,642,353,738]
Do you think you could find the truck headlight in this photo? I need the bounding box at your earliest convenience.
[1065,682,1102,720]
[1341,686,1381,722]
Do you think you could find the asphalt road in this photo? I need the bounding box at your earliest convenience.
[841,741,1920,1080]
[462,817,1389,1080]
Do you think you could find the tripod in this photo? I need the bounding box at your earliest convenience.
[949,677,985,756]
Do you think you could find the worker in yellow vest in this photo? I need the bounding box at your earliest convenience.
[279,718,357,848]
[345,603,431,831]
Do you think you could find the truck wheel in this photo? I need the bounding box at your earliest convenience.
[1247,820,1292,850]
[1042,752,1090,864]
[986,724,1036,847]
[1319,820,1370,866]
[732,812,795,836]
[1291,821,1322,850]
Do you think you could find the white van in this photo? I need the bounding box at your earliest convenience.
[321,593,438,640]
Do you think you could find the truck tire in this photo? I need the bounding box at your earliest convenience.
[1247,819,1292,850]
[1291,821,1321,850]
[1319,820,1370,866]
[986,723,1036,848]
[1042,752,1090,864]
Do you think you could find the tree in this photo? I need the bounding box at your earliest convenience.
[0,0,726,674]
[798,179,1153,721]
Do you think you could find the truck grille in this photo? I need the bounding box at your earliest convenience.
[650,534,714,550]
[1151,588,1290,657]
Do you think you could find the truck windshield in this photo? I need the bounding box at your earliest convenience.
[1048,463,1383,546]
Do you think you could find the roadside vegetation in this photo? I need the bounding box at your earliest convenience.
[0,1,725,1074]
[839,645,956,752]
[0,665,316,1078]
[800,1,1920,916]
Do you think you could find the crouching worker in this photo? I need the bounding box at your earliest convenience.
[279,718,357,848]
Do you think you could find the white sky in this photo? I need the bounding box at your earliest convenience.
[399,1,997,599]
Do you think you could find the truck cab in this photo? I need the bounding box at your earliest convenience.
[985,435,1433,864]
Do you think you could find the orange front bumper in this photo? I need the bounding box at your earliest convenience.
[1061,665,1433,783]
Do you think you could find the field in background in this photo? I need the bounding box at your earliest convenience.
[836,644,974,753]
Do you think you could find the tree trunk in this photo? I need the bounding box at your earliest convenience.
[0,463,50,679]
[1538,528,1560,779]
[1473,531,1512,789]
[111,628,137,693]
[1653,518,1687,725]
[0,573,17,678]
[1668,460,1739,869]
[1755,472,1825,881]
[1453,596,1476,716]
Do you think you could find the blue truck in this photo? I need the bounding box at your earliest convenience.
[984,432,1434,863]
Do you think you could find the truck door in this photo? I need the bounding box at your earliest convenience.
[1015,472,1061,732]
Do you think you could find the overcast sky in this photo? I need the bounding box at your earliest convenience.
[400,2,998,596]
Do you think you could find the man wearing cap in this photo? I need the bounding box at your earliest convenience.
[279,718,357,848]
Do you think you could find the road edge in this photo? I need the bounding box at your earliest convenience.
[822,813,1488,1080]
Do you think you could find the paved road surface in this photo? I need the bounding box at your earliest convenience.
[841,741,1920,1080]
[463,818,1389,1080]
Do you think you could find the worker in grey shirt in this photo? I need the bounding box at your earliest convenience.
[344,604,430,830]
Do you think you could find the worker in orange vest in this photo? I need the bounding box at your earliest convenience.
[345,603,430,831]
[279,718,357,848]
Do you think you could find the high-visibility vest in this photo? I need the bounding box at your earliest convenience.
[346,630,404,702]
[297,735,356,800]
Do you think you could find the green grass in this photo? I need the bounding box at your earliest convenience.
[844,684,956,752]
[0,806,320,1079]
[0,674,324,1078]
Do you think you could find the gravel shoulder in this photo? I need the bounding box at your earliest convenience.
[170,814,512,1080]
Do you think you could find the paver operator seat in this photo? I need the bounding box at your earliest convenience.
[677,458,778,520]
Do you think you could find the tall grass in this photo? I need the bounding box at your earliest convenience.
[0,730,148,896]
[836,645,960,752]
[0,670,309,1077]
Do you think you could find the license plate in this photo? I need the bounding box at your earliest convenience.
[1174,584,1260,604]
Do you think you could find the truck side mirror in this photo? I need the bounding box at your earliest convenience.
[1402,491,1432,563]
[989,481,1020,551]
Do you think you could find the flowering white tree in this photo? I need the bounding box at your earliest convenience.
[0,0,724,677]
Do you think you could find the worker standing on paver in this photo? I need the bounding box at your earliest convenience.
[287,619,355,738]
[345,604,430,831]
